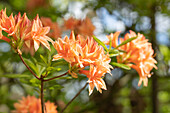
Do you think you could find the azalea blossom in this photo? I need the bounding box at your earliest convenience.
[80,65,107,95]
[41,17,61,39]
[64,17,95,36]
[105,30,157,86]
[53,31,112,94]
[31,15,54,51]
[13,95,57,113]
[0,9,54,53]
[0,9,15,35]
[0,9,20,41]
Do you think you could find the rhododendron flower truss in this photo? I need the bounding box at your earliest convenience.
[13,95,57,113]
[0,9,54,53]
[31,15,54,51]
[105,30,157,86]
[53,31,112,94]
[0,9,15,35]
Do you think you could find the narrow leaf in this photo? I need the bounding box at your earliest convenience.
[23,58,38,75]
[93,35,108,52]
[0,74,31,78]
[115,36,137,49]
[109,49,120,57]
[110,62,131,70]
[40,54,47,64]
[52,60,68,67]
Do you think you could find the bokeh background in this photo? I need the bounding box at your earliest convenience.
[0,0,170,113]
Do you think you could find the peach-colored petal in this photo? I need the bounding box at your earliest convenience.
[53,54,63,61]
[34,40,40,51]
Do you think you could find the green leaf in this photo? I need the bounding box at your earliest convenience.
[0,74,31,78]
[109,49,120,57]
[30,78,40,87]
[37,65,46,76]
[115,36,137,49]
[109,49,127,57]
[56,76,72,79]
[40,54,47,64]
[52,59,68,67]
[93,35,108,52]
[37,62,46,67]
[2,31,9,38]
[110,62,131,70]
[48,85,63,90]
[23,58,38,74]
[47,51,52,64]
[44,81,63,90]
[47,67,62,71]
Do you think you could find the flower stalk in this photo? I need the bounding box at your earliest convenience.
[18,50,41,80]
[40,75,45,113]
[61,82,88,113]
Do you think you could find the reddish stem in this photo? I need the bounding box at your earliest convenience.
[18,53,41,80]
[43,72,68,82]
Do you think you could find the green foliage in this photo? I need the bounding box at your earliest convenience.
[23,57,45,77]
[159,45,170,63]
[114,36,137,49]
[0,74,31,78]
[93,35,108,52]
[110,62,131,70]
[109,49,126,57]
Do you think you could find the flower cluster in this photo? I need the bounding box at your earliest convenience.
[13,95,57,113]
[105,30,157,86]
[0,9,53,54]
[64,17,95,37]
[41,17,61,39]
[53,31,112,95]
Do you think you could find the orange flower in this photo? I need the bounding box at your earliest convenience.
[53,31,112,94]
[106,30,157,86]
[31,15,54,51]
[80,65,107,95]
[0,9,54,54]
[77,17,95,36]
[64,17,95,36]
[53,31,112,70]
[53,31,80,67]
[13,95,57,113]
[64,17,79,30]
[18,13,32,40]
[0,9,20,40]
[0,9,14,34]
[41,17,61,39]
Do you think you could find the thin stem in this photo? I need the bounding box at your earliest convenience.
[43,72,68,82]
[40,76,45,113]
[18,53,41,80]
[61,83,88,113]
